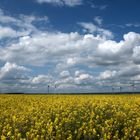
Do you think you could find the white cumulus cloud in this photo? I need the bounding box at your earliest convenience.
[0,62,30,80]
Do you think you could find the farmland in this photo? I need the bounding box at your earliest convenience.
[0,94,140,140]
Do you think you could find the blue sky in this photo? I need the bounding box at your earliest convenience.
[0,0,140,93]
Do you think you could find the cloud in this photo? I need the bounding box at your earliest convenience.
[21,14,48,22]
[0,9,18,23]
[55,70,94,90]
[0,26,19,39]
[0,62,30,80]
[0,32,105,66]
[91,32,140,66]
[36,0,82,7]
[0,10,49,44]
[99,70,117,80]
[60,70,70,78]
[1,28,140,83]
[0,62,54,92]
[74,73,93,84]
[99,64,140,81]
[79,22,113,39]
[79,22,97,33]
[94,16,103,26]
[91,4,108,10]
[67,57,77,66]
[112,23,140,29]
[0,9,48,32]
[1,8,140,92]
[31,75,52,84]
[125,23,140,28]
[118,65,140,77]
[97,40,121,54]
[132,46,140,64]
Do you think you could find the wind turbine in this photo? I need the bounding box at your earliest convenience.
[47,85,50,94]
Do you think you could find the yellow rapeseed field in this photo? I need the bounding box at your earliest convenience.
[0,94,140,140]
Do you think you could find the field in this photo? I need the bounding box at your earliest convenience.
[0,94,140,140]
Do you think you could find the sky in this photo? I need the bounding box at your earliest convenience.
[0,0,140,93]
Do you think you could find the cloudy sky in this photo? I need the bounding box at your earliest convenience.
[0,0,140,93]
